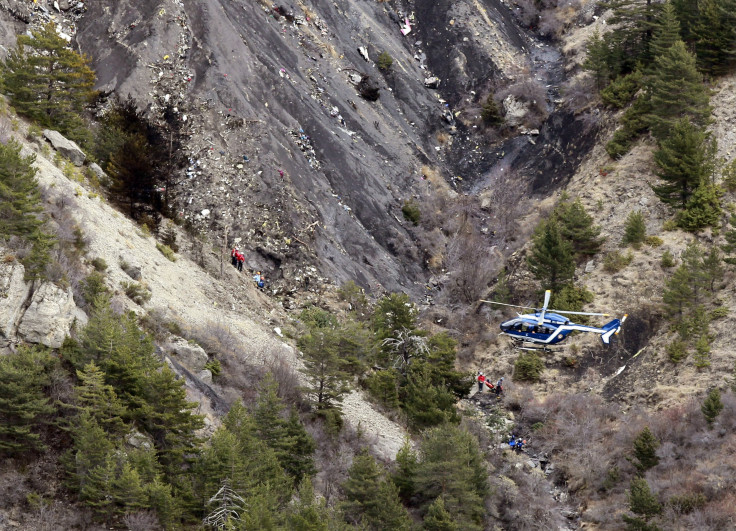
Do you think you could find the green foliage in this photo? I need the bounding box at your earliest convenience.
[156,243,177,262]
[666,339,688,363]
[392,439,417,503]
[424,496,459,531]
[630,426,660,474]
[254,374,316,485]
[668,492,706,515]
[480,93,503,125]
[121,281,152,305]
[693,334,711,369]
[660,249,675,268]
[298,326,351,417]
[0,346,55,456]
[605,87,652,159]
[527,218,575,291]
[646,41,711,141]
[365,370,400,409]
[372,292,418,341]
[377,51,394,71]
[74,362,127,436]
[90,257,108,271]
[583,28,610,90]
[401,199,421,225]
[204,358,221,376]
[400,362,459,430]
[414,424,488,530]
[622,211,647,247]
[553,198,603,258]
[514,352,544,382]
[692,0,736,76]
[601,70,643,108]
[676,181,723,231]
[663,242,711,317]
[604,250,634,273]
[0,139,53,279]
[81,271,109,305]
[710,306,728,320]
[160,225,179,252]
[623,477,662,530]
[701,388,724,426]
[1,23,96,146]
[646,235,663,247]
[653,120,715,210]
[341,451,411,530]
[550,283,594,314]
[599,0,663,76]
[721,158,736,192]
[286,478,331,530]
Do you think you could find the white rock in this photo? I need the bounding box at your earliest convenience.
[43,129,86,166]
[0,257,31,341]
[198,368,213,384]
[17,283,81,348]
[168,337,209,372]
[201,209,210,217]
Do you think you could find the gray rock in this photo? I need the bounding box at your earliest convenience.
[127,430,152,449]
[17,282,79,348]
[585,260,595,273]
[119,253,142,280]
[198,368,213,384]
[0,256,31,340]
[168,337,209,372]
[88,162,107,182]
[502,95,530,127]
[424,76,440,88]
[42,129,86,166]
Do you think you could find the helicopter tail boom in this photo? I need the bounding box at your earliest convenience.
[600,317,624,344]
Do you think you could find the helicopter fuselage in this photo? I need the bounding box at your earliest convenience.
[500,313,572,345]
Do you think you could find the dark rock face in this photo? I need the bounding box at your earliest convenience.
[70,0,595,293]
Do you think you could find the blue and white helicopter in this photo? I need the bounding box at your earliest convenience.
[482,290,626,351]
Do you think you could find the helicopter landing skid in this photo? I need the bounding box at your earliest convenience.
[511,341,559,353]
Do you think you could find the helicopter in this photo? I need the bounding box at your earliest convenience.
[481,290,626,351]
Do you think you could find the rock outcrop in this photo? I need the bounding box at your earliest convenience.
[0,252,85,350]
[166,336,209,372]
[42,129,86,166]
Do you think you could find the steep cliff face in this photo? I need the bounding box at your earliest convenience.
[60,0,591,295]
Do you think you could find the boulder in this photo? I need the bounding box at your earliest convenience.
[424,76,440,88]
[502,95,530,127]
[17,282,83,348]
[42,129,86,166]
[0,256,31,341]
[198,368,213,384]
[88,162,107,182]
[119,253,143,280]
[168,337,209,372]
[127,430,152,449]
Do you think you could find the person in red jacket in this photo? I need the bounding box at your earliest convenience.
[477,371,485,392]
[231,247,239,267]
[236,251,244,272]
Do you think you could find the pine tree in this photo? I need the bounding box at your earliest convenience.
[74,362,127,436]
[414,425,488,530]
[372,293,418,341]
[286,478,330,531]
[137,366,204,484]
[630,426,659,474]
[553,198,603,258]
[693,334,712,369]
[599,0,664,76]
[400,362,458,429]
[622,477,662,530]
[0,345,55,456]
[672,0,700,45]
[480,94,503,125]
[426,333,472,399]
[652,120,714,209]
[701,388,724,426]
[584,29,611,90]
[701,247,724,293]
[278,409,317,484]
[648,1,681,61]
[527,218,575,291]
[342,451,411,530]
[0,140,53,279]
[622,211,647,248]
[392,439,418,503]
[80,454,117,518]
[1,23,96,145]
[646,41,711,141]
[693,0,736,76]
[298,327,351,415]
[66,412,116,493]
[663,265,694,317]
[677,181,723,231]
[112,461,147,514]
[424,496,459,531]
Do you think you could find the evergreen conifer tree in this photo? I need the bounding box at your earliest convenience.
[286,478,330,531]
[400,363,458,429]
[648,1,681,61]
[584,29,611,90]
[672,0,700,45]
[677,181,722,231]
[701,388,724,426]
[622,477,662,530]
[646,41,711,141]
[554,198,603,258]
[652,120,714,208]
[0,140,53,279]
[424,496,459,531]
[298,327,351,416]
[527,218,575,291]
[0,345,55,456]
[392,439,418,503]
[74,362,127,436]
[1,23,96,145]
[693,0,736,76]
[630,426,660,474]
[66,412,116,493]
[702,247,724,293]
[599,0,664,76]
[622,211,647,248]
[414,425,488,530]
[480,94,503,125]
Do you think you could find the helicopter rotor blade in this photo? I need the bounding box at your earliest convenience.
[538,290,551,325]
[546,309,611,317]
[480,300,538,311]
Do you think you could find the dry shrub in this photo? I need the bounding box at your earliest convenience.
[122,510,161,531]
[266,353,305,409]
[561,75,597,110]
[496,79,549,127]
[435,131,449,144]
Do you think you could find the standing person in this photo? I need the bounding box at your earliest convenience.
[231,247,239,267]
[236,251,244,272]
[495,377,504,397]
[477,371,485,392]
